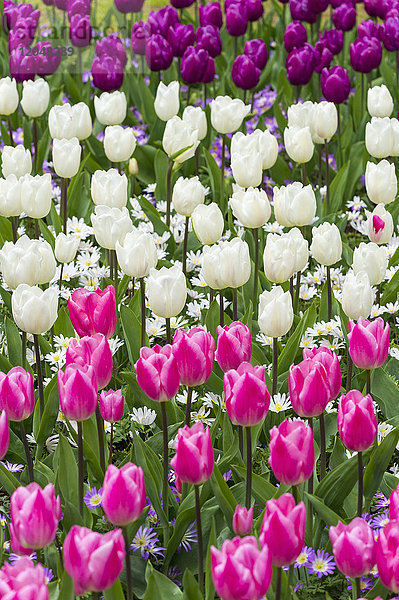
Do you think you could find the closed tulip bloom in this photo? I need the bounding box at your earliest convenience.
[216,321,252,372]
[0,236,42,289]
[232,55,260,90]
[329,518,375,578]
[94,90,127,126]
[0,77,19,115]
[269,418,314,485]
[263,233,296,283]
[147,265,187,318]
[390,483,399,520]
[321,65,351,104]
[258,286,293,338]
[286,228,309,273]
[313,101,338,141]
[233,505,253,536]
[91,169,127,209]
[100,389,124,423]
[333,2,356,30]
[250,128,278,169]
[210,96,250,134]
[172,176,205,217]
[55,232,80,264]
[230,186,271,229]
[168,23,196,58]
[170,421,214,485]
[53,137,81,178]
[2,145,31,179]
[338,390,377,451]
[211,536,272,600]
[0,175,21,217]
[0,367,34,422]
[365,160,397,205]
[200,1,223,28]
[286,44,315,86]
[0,558,49,600]
[348,316,390,370]
[224,362,270,426]
[197,25,222,58]
[104,126,136,163]
[390,117,399,157]
[93,54,124,93]
[350,36,382,73]
[201,238,251,290]
[20,173,52,219]
[274,182,316,227]
[366,204,394,244]
[10,483,61,549]
[116,230,157,278]
[244,38,268,69]
[289,358,330,417]
[259,493,306,566]
[303,346,341,399]
[91,205,133,250]
[68,285,116,338]
[353,242,387,286]
[64,525,125,595]
[368,84,393,117]
[66,333,112,390]
[231,150,263,188]
[20,78,49,118]
[172,328,215,387]
[342,271,374,320]
[58,364,98,422]
[154,80,179,121]
[71,102,92,140]
[163,115,199,163]
[48,103,75,139]
[12,284,58,335]
[310,222,342,266]
[182,105,207,140]
[226,3,248,36]
[284,20,307,51]
[34,240,56,285]
[287,100,315,132]
[376,521,399,593]
[135,344,179,402]
[365,117,393,159]
[0,410,9,460]
[284,125,314,163]
[102,462,145,526]
[191,202,224,245]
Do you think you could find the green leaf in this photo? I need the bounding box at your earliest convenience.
[205,517,216,600]
[231,465,278,506]
[5,317,22,367]
[0,461,20,494]
[34,375,59,459]
[304,493,342,526]
[278,304,317,375]
[58,571,75,600]
[372,367,399,420]
[209,464,237,529]
[381,267,399,305]
[142,565,183,600]
[364,428,399,510]
[104,579,126,600]
[203,148,221,205]
[183,569,203,600]
[55,433,78,506]
[329,162,350,215]
[120,304,143,365]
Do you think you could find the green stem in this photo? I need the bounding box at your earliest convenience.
[109,422,114,465]
[185,387,193,426]
[275,567,282,600]
[166,317,171,345]
[21,331,26,369]
[33,118,38,174]
[292,485,298,503]
[252,228,259,319]
[182,216,189,275]
[20,421,34,483]
[220,134,226,213]
[366,370,371,396]
[33,334,44,420]
[8,117,14,146]
[294,270,301,314]
[166,160,173,228]
[95,405,106,473]
[346,352,353,391]
[245,426,252,509]
[326,266,332,321]
[140,278,146,348]
[232,288,238,321]
[11,217,18,243]
[272,337,278,396]
[238,426,243,456]
[301,163,306,186]
[61,178,68,234]
[112,249,118,295]
[58,264,64,291]
[325,141,330,214]
[195,485,204,594]
[122,527,133,600]
[219,291,224,327]
[319,412,326,481]
[77,421,84,516]
[161,402,169,545]
[355,578,361,600]
[357,451,363,517]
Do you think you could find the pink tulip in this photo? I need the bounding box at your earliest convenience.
[259,493,306,567]
[348,316,390,370]
[9,483,61,549]
[100,389,124,423]
[66,333,113,390]
[0,558,49,600]
[211,536,272,600]
[233,505,253,536]
[303,345,341,399]
[329,518,376,578]
[102,462,146,526]
[376,520,399,592]
[58,364,98,422]
[172,327,215,387]
[289,358,330,417]
[0,367,34,422]
[216,321,252,372]
[135,344,179,402]
[0,410,9,460]
[68,285,116,339]
[337,390,377,452]
[9,524,34,556]
[390,483,399,520]
[223,362,270,427]
[269,419,314,486]
[63,525,125,595]
[170,422,214,485]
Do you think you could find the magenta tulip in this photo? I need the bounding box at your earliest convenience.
[0,367,34,422]
[100,389,124,423]
[0,558,49,600]
[269,419,315,486]
[303,346,341,399]
[135,344,179,402]
[9,483,61,549]
[348,317,390,370]
[329,518,376,577]
[170,422,214,485]
[259,493,306,567]
[0,410,9,460]
[9,523,34,556]
[211,536,272,600]
[224,362,270,427]
[337,390,377,452]
[289,358,330,417]
[66,333,113,390]
[58,364,98,422]
[233,505,253,536]
[68,285,116,339]
[376,521,399,592]
[390,483,399,520]
[172,328,215,387]
[102,463,145,526]
[63,525,125,595]
[216,321,252,372]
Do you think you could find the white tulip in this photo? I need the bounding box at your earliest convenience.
[365,160,397,205]
[210,96,250,134]
[365,203,394,244]
[2,145,32,179]
[91,205,133,250]
[313,101,338,142]
[258,286,293,338]
[284,125,314,163]
[0,77,19,116]
[91,169,128,209]
[20,173,52,219]
[52,138,81,179]
[273,181,316,227]
[310,222,342,266]
[115,230,158,278]
[147,265,187,318]
[0,175,21,217]
[172,176,205,217]
[55,232,80,264]
[0,236,55,289]
[104,126,136,163]
[12,284,59,334]
[341,271,374,320]
[230,186,271,228]
[48,104,76,139]
[94,91,127,126]
[163,116,199,163]
[263,233,296,283]
[182,105,207,140]
[21,78,50,118]
[365,117,393,159]
[367,84,393,118]
[154,81,180,121]
[285,228,309,272]
[72,102,92,140]
[251,129,279,169]
[191,202,224,245]
[231,150,263,188]
[201,237,251,289]
[353,242,387,286]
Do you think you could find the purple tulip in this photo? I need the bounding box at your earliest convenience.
[8,21,35,52]
[170,0,195,8]
[226,2,248,36]
[383,16,399,51]
[147,6,179,37]
[319,28,344,54]
[245,0,264,21]
[67,0,90,17]
[202,54,215,83]
[289,0,317,23]
[167,23,195,57]
[320,65,351,103]
[131,21,151,55]
[308,0,329,12]
[283,20,307,52]
[332,2,356,30]
[96,34,127,67]
[70,14,92,47]
[180,45,209,84]
[232,54,260,89]
[358,19,383,40]
[92,55,124,91]
[350,36,382,73]
[244,38,268,69]
[286,43,315,85]
[314,40,333,73]
[145,34,173,71]
[196,24,222,57]
[54,0,67,9]
[9,45,37,82]
[114,0,145,12]
[364,0,388,17]
[200,1,223,28]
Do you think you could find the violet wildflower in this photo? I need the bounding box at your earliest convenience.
[307,549,336,578]
[84,487,103,509]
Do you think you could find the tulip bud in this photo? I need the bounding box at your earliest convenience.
[210,95,250,134]
[251,128,278,169]
[154,80,179,121]
[191,202,224,245]
[337,390,377,451]
[12,284,58,335]
[365,117,393,159]
[348,316,390,370]
[353,242,387,286]
[20,173,52,219]
[303,346,341,399]
[0,558,49,597]
[366,203,394,244]
[182,105,207,140]
[233,505,253,535]
[66,333,112,390]
[201,238,251,289]
[263,233,296,284]
[69,285,116,338]
[365,160,397,205]
[72,102,92,140]
[258,286,293,338]
[135,343,180,402]
[224,362,270,426]
[94,90,127,125]
[48,103,77,139]
[231,149,263,188]
[172,176,205,216]
[104,126,136,163]
[100,389,124,423]
[321,65,351,104]
[162,115,199,163]
[0,175,21,217]
[53,137,81,178]
[289,358,330,417]
[313,101,338,141]
[21,78,50,118]
[0,77,19,115]
[269,419,315,486]
[284,125,314,163]
[216,321,252,372]
[115,229,157,278]
[389,483,399,521]
[102,463,145,526]
[55,232,80,263]
[329,518,376,578]
[376,521,399,593]
[172,328,215,387]
[367,84,393,117]
[91,169,128,209]
[0,367,34,422]
[274,181,317,228]
[170,422,214,485]
[310,222,342,266]
[230,186,270,228]
[58,364,98,421]
[147,265,187,318]
[2,145,32,179]
[342,271,374,320]
[0,410,9,459]
[128,157,138,175]
[91,205,133,250]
